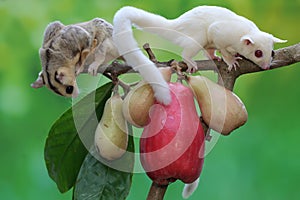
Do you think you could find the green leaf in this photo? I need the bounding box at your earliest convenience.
[44,82,114,193]
[73,126,134,200]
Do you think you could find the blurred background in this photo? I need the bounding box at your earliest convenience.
[0,0,299,199]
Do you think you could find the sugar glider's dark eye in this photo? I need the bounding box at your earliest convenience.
[255,50,263,58]
[271,50,275,58]
[66,86,74,94]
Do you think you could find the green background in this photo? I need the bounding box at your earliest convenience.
[0,0,299,199]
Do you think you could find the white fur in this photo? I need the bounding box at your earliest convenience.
[182,178,199,199]
[113,6,286,73]
[113,7,172,105]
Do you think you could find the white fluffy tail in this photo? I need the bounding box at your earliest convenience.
[113,6,171,105]
[182,178,199,199]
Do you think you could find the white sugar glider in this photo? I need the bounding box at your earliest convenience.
[113,5,286,72]
[31,18,120,97]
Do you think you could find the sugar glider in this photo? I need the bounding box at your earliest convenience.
[113,5,287,198]
[31,18,120,97]
[113,5,286,72]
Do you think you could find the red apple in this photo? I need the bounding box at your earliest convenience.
[140,82,205,185]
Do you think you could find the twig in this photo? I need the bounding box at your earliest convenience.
[119,81,130,94]
[143,43,158,63]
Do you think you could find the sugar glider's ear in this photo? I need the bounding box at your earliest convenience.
[80,48,90,64]
[43,21,64,45]
[272,35,287,43]
[80,39,97,65]
[31,71,45,88]
[241,35,255,45]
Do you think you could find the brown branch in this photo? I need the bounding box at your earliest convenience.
[82,42,300,90]
[146,182,168,200]
[143,43,158,63]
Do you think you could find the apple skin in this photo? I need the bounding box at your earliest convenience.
[140,82,205,185]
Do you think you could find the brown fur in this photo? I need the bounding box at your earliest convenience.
[32,18,119,97]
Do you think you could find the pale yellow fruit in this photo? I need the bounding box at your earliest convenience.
[122,82,154,127]
[159,67,172,82]
[188,75,248,135]
[94,94,128,160]
[122,67,172,127]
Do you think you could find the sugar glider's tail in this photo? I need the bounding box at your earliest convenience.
[113,6,171,105]
[182,178,199,199]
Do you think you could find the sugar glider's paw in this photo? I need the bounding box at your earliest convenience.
[171,60,197,74]
[152,84,171,105]
[186,60,198,74]
[187,64,198,74]
[75,66,84,76]
[223,56,242,71]
[227,61,239,71]
[88,63,99,76]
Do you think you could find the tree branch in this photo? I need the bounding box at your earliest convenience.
[146,182,168,200]
[82,43,300,90]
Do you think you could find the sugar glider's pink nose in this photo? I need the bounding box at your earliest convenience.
[261,62,271,70]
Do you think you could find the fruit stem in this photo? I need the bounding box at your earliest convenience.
[117,79,131,96]
[146,182,168,200]
[112,84,119,95]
